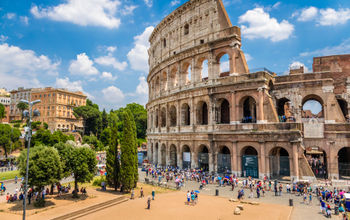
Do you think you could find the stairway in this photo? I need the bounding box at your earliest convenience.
[299,154,317,182]
[51,196,128,220]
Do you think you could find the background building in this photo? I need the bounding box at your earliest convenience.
[31,87,87,132]
[9,87,32,121]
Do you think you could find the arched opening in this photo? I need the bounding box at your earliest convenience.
[163,38,166,48]
[269,147,290,178]
[219,54,230,77]
[155,76,160,95]
[169,145,177,167]
[198,145,209,171]
[169,68,178,89]
[181,103,191,126]
[268,80,274,96]
[302,95,324,119]
[242,97,257,123]
[197,101,208,125]
[242,146,259,178]
[184,24,189,35]
[338,147,350,179]
[169,105,177,127]
[161,71,167,91]
[161,144,166,167]
[305,147,328,179]
[154,143,159,165]
[182,145,191,169]
[337,99,348,121]
[277,98,290,122]
[218,146,231,173]
[200,59,209,81]
[187,65,191,84]
[220,99,230,124]
[161,107,166,127]
[155,110,159,128]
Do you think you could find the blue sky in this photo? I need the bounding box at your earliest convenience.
[0,0,350,111]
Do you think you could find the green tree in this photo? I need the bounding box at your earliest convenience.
[70,146,97,197]
[0,103,6,120]
[101,109,109,131]
[17,145,63,206]
[106,125,120,190]
[100,127,111,147]
[73,99,101,136]
[53,142,74,178]
[16,102,28,120]
[120,110,138,192]
[0,124,21,158]
[82,135,104,151]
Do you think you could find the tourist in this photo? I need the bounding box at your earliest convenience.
[140,187,144,198]
[256,187,260,198]
[186,191,190,205]
[147,196,151,209]
[15,176,18,184]
[6,193,9,203]
[308,193,312,205]
[131,189,135,199]
[191,191,195,205]
[152,189,155,200]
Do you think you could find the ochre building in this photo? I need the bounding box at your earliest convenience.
[146,0,350,180]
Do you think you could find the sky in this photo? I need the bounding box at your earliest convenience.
[0,0,350,111]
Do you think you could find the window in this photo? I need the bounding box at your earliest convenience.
[163,38,166,48]
[200,39,204,44]
[184,24,189,35]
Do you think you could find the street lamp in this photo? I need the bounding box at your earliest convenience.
[20,99,40,220]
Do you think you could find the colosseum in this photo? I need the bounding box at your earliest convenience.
[146,0,350,180]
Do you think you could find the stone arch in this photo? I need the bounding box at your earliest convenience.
[169,105,177,127]
[197,57,209,80]
[219,98,230,124]
[169,144,177,167]
[182,145,191,169]
[181,103,191,126]
[155,109,159,128]
[304,146,328,179]
[217,53,230,76]
[337,98,348,120]
[182,61,192,85]
[240,96,257,123]
[218,145,231,173]
[160,144,166,167]
[269,147,290,177]
[241,146,259,178]
[196,101,208,125]
[154,143,159,165]
[155,76,160,95]
[338,147,350,179]
[198,144,209,171]
[184,23,189,35]
[161,107,166,127]
[276,98,290,122]
[169,67,178,89]
[302,94,324,119]
[161,71,167,91]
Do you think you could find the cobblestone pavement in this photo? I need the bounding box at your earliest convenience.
[139,171,341,220]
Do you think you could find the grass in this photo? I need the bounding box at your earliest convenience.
[0,170,20,181]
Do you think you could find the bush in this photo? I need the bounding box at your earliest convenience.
[92,175,106,187]
[13,123,20,128]
[10,120,22,124]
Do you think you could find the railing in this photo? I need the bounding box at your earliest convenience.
[0,166,17,173]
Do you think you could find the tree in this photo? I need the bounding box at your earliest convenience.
[101,109,109,131]
[100,128,111,147]
[120,110,138,192]
[17,145,63,206]
[53,142,74,178]
[0,103,6,121]
[73,99,101,136]
[70,146,97,197]
[106,125,120,190]
[31,129,74,147]
[82,135,104,151]
[0,124,21,158]
[16,102,28,120]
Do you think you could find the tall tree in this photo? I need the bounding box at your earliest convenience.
[100,127,111,147]
[73,99,101,136]
[120,110,138,191]
[0,124,21,158]
[101,109,109,131]
[0,103,6,121]
[70,146,97,197]
[16,102,29,120]
[53,142,74,178]
[106,125,120,191]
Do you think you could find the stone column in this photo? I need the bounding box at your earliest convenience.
[232,141,239,176]
[153,144,157,165]
[191,57,196,84]
[259,141,266,179]
[177,100,181,132]
[191,149,198,169]
[257,87,265,123]
[166,144,170,167]
[177,62,181,89]
[147,142,152,164]
[190,96,194,130]
[230,91,237,124]
[158,144,162,167]
[292,142,299,180]
[177,145,182,169]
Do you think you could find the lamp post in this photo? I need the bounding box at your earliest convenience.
[20,99,40,220]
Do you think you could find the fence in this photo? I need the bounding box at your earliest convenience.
[0,166,17,173]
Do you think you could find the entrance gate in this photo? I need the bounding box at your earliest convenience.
[270,156,290,177]
[198,153,209,171]
[242,155,258,178]
[218,154,231,173]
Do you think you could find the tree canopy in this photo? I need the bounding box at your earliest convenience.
[73,99,101,136]
[0,103,6,120]
[0,124,21,157]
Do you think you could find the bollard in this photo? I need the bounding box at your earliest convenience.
[289,199,293,206]
[216,189,219,196]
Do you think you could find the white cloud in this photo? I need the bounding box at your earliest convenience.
[55,77,83,91]
[136,76,148,95]
[102,86,125,103]
[300,38,350,57]
[170,0,180,6]
[69,53,99,76]
[238,8,294,42]
[272,2,281,9]
[289,61,309,72]
[20,16,29,25]
[298,7,318,21]
[144,0,153,7]
[127,26,154,72]
[101,71,117,81]
[6,13,16,19]
[0,35,8,43]
[106,46,116,54]
[94,55,127,71]
[319,8,350,26]
[31,0,121,29]
[121,5,137,15]
[0,43,59,89]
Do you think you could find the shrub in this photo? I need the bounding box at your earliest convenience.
[13,123,20,128]
[92,175,106,187]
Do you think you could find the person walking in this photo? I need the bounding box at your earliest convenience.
[147,196,151,209]
[140,187,144,198]
[131,188,135,199]
[152,189,155,200]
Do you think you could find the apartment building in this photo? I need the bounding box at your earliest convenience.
[9,87,32,121]
[0,88,11,123]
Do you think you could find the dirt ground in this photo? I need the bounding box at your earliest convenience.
[0,183,292,220]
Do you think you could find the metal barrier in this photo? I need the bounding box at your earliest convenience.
[0,166,17,173]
